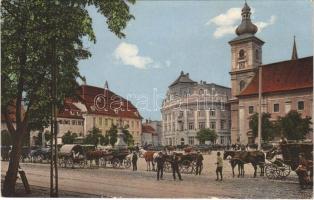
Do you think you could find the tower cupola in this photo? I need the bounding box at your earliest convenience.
[235,2,258,36]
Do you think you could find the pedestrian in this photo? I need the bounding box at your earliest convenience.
[156,152,164,180]
[215,151,223,181]
[171,153,182,181]
[132,151,138,171]
[295,153,311,189]
[195,151,203,175]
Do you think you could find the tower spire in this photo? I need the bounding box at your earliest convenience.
[291,35,298,60]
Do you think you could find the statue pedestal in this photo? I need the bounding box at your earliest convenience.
[114,128,127,150]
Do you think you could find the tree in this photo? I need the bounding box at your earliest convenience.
[249,112,275,142]
[61,131,78,144]
[196,128,217,144]
[276,110,312,141]
[34,131,52,146]
[105,125,134,146]
[1,0,135,196]
[84,127,105,146]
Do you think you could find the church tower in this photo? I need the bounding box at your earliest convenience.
[229,2,264,98]
[229,2,264,144]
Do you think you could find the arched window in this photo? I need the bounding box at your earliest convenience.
[239,49,245,59]
[181,138,185,145]
[240,80,246,91]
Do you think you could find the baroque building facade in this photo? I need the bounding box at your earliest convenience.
[229,2,313,144]
[33,83,143,145]
[161,71,231,146]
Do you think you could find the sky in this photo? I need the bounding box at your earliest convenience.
[78,0,313,121]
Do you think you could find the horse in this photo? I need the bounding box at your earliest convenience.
[224,150,265,178]
[142,149,161,171]
[85,150,105,167]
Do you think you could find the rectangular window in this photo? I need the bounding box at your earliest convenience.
[210,122,216,129]
[99,118,102,125]
[199,122,205,129]
[220,136,224,144]
[273,103,279,112]
[210,110,215,117]
[298,101,304,111]
[136,121,139,128]
[188,136,195,145]
[188,123,194,130]
[220,120,225,130]
[249,106,254,114]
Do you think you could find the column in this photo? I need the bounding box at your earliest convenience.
[205,110,210,128]
[184,109,188,130]
[194,110,198,130]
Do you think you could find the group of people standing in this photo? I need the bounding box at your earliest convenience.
[130,150,224,181]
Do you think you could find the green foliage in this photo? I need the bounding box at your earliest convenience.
[62,131,78,144]
[84,127,105,146]
[196,128,217,144]
[105,125,134,146]
[1,0,136,133]
[249,112,275,142]
[1,130,11,146]
[34,131,51,146]
[276,110,312,141]
[1,0,135,195]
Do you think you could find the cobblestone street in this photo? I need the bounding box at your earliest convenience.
[1,153,312,198]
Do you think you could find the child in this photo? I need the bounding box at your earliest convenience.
[215,151,223,181]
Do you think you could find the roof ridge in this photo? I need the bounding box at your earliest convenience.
[261,56,312,68]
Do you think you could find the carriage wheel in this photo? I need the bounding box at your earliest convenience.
[112,158,120,168]
[265,164,278,179]
[67,159,74,168]
[164,161,171,172]
[124,159,131,169]
[79,160,86,168]
[180,160,191,174]
[277,165,290,178]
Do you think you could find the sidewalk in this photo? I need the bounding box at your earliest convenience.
[1,181,102,197]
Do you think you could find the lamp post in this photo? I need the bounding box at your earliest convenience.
[257,66,262,150]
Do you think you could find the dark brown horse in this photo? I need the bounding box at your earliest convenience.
[85,150,105,167]
[224,150,265,178]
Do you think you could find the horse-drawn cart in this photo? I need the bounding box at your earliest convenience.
[58,144,86,168]
[265,143,313,179]
[100,149,131,169]
[163,152,198,174]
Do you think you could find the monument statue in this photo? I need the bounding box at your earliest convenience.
[114,118,127,150]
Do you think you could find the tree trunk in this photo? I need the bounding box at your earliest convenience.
[2,133,23,196]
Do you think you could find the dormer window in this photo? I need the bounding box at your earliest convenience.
[239,49,245,59]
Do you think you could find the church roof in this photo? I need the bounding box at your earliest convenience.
[169,71,197,87]
[238,56,313,97]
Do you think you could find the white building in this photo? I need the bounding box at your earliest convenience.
[161,71,231,146]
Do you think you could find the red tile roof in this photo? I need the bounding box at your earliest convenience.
[239,56,313,97]
[142,124,155,134]
[58,101,84,119]
[68,85,142,119]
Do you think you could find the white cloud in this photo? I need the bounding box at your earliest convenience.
[206,7,276,38]
[255,15,277,32]
[114,42,153,69]
[165,60,171,67]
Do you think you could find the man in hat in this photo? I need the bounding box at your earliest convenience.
[195,151,204,175]
[171,153,182,181]
[156,152,164,180]
[132,151,138,171]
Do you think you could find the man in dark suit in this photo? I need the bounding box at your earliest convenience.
[171,153,182,181]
